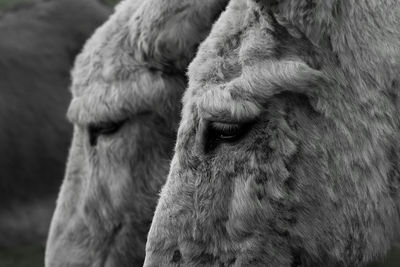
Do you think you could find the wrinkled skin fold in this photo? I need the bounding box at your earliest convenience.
[45,0,229,265]
[145,0,400,266]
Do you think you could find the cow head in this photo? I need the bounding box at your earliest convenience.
[45,0,229,265]
[145,0,400,266]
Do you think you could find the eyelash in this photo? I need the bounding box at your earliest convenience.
[210,122,242,140]
[205,121,253,152]
[88,120,126,146]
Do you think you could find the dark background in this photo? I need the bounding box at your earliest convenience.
[0,0,117,266]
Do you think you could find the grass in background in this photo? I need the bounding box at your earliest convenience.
[0,0,121,10]
[0,246,44,267]
[102,0,120,6]
[0,0,28,9]
[369,248,400,267]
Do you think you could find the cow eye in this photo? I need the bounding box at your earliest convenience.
[88,120,126,146]
[206,121,252,152]
[209,122,243,141]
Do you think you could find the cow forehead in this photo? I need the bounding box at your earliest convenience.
[185,0,400,124]
[184,0,312,123]
[67,0,186,126]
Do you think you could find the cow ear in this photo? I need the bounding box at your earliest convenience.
[255,0,339,47]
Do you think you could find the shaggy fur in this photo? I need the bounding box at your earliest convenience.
[45,0,229,265]
[145,0,400,266]
[0,0,110,247]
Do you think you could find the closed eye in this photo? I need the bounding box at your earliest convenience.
[205,121,253,152]
[88,119,126,146]
[210,122,243,141]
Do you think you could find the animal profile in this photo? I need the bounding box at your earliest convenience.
[45,0,229,265]
[145,0,400,266]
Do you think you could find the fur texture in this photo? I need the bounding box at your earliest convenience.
[0,0,110,247]
[45,0,229,265]
[145,0,400,266]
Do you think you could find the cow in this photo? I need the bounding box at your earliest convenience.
[145,0,400,266]
[45,0,229,265]
[0,0,111,248]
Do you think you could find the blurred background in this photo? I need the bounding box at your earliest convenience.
[0,0,119,266]
[0,0,398,266]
